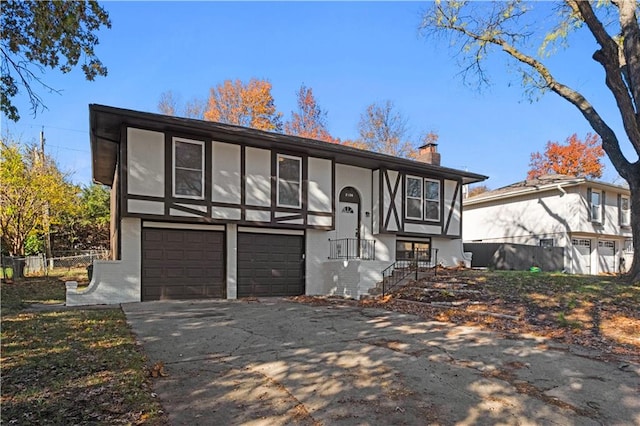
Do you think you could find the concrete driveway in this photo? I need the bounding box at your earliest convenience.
[122,299,639,425]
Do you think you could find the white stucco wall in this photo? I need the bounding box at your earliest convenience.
[127,128,164,198]
[66,217,142,306]
[308,157,332,213]
[432,237,472,268]
[212,141,241,204]
[245,147,271,207]
[463,189,576,245]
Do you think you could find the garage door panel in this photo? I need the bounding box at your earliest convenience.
[142,228,225,301]
[237,233,304,298]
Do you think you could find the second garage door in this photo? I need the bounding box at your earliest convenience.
[237,233,305,297]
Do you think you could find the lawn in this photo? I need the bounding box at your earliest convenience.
[1,269,167,425]
[363,269,640,363]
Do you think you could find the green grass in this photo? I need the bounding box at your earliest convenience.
[1,269,167,425]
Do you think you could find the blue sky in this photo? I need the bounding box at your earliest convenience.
[2,1,632,188]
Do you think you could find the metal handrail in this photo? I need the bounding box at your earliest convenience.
[328,238,376,260]
[381,248,438,296]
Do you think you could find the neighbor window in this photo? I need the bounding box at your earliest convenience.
[620,196,630,226]
[539,238,554,248]
[277,154,301,208]
[405,176,440,221]
[624,239,634,253]
[590,190,602,223]
[173,137,204,199]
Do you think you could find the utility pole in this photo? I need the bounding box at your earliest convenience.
[40,129,53,269]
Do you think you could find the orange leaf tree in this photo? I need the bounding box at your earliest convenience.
[204,79,282,132]
[284,84,335,142]
[527,133,604,180]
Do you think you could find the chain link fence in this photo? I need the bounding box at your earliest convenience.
[1,250,109,278]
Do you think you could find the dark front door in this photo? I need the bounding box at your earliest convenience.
[141,228,225,301]
[237,233,304,297]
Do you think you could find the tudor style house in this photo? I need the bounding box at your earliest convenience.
[66,104,486,305]
[463,174,633,275]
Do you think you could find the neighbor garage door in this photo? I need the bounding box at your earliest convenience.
[598,240,616,274]
[142,228,225,301]
[237,233,304,297]
[572,238,591,274]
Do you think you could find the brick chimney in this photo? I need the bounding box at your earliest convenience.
[417,142,440,166]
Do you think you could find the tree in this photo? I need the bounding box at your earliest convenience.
[203,79,282,131]
[157,90,180,116]
[421,1,640,281]
[157,91,206,119]
[0,139,78,255]
[284,84,334,142]
[52,183,110,252]
[468,184,491,198]
[1,1,111,121]
[357,100,417,158]
[527,133,604,180]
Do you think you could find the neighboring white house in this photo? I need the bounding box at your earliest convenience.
[463,174,633,275]
[67,104,487,306]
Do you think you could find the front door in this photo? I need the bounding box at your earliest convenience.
[336,187,361,258]
[338,202,359,240]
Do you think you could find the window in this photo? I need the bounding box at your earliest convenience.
[405,176,440,221]
[406,177,422,219]
[590,190,602,223]
[620,196,630,226]
[173,138,204,199]
[624,239,634,253]
[277,154,301,208]
[424,179,440,221]
[396,240,431,262]
[539,238,554,248]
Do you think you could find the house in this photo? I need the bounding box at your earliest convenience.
[463,174,633,275]
[66,104,487,306]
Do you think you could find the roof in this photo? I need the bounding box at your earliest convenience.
[464,174,630,206]
[89,104,488,186]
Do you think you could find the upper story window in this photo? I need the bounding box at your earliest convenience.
[590,189,602,223]
[620,196,631,227]
[277,154,301,208]
[539,238,554,247]
[173,137,204,199]
[406,176,440,221]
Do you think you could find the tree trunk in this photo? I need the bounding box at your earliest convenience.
[626,177,640,282]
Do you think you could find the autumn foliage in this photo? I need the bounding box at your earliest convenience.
[284,85,335,142]
[527,133,604,180]
[204,79,282,132]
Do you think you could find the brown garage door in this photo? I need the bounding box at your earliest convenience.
[142,228,225,301]
[237,233,304,298]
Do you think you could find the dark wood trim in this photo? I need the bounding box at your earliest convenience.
[127,194,164,202]
[307,211,333,217]
[117,125,127,260]
[164,133,172,216]
[302,155,309,226]
[443,180,461,235]
[275,214,304,222]
[383,169,401,232]
[169,203,209,217]
[240,145,246,221]
[204,137,213,218]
